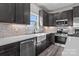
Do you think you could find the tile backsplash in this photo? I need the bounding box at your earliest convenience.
[0,23,35,38]
[44,26,75,34]
[0,22,75,38]
[44,26,57,33]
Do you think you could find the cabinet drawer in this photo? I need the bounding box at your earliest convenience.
[0,47,18,56]
[0,42,19,51]
[0,42,20,56]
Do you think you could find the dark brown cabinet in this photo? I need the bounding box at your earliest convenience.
[61,11,67,19]
[0,3,30,24]
[67,10,73,26]
[40,9,73,26]
[36,39,47,56]
[48,14,56,26]
[16,3,30,24]
[49,9,73,26]
[39,10,49,26]
[15,3,24,24]
[54,13,61,20]
[73,6,79,17]
[43,11,49,26]
[54,11,68,20]
[46,33,55,48]
[0,42,20,56]
[0,3,16,23]
[24,3,30,24]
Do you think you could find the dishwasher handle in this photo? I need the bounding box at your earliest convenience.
[20,39,34,44]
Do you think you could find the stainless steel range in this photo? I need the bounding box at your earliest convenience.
[55,28,68,47]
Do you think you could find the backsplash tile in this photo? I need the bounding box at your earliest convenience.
[44,26,57,33]
[0,23,35,38]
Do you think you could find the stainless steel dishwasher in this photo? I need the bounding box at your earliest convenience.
[20,37,36,56]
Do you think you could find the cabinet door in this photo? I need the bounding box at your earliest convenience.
[73,6,79,17]
[61,11,67,19]
[0,42,20,56]
[48,14,56,26]
[46,33,55,48]
[15,3,30,24]
[41,40,47,51]
[43,11,49,26]
[24,3,30,24]
[67,10,73,26]
[15,3,24,24]
[39,10,49,26]
[36,40,46,56]
[54,13,59,20]
[0,3,15,23]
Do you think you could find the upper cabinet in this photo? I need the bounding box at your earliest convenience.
[48,14,56,26]
[54,11,68,20]
[16,3,30,24]
[24,4,30,24]
[61,11,67,19]
[0,3,30,25]
[51,10,73,26]
[39,10,49,26]
[0,3,16,23]
[73,6,79,17]
[15,3,24,24]
[43,11,49,26]
[67,10,73,26]
[54,13,61,20]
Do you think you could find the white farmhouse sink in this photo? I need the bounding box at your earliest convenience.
[35,33,47,36]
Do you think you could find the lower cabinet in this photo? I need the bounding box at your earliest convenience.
[46,33,55,48]
[0,42,20,56]
[0,33,55,56]
[36,40,47,56]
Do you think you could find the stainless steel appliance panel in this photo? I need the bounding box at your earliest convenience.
[20,38,36,56]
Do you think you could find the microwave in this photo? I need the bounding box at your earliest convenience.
[56,19,68,26]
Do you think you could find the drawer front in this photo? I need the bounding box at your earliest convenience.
[0,42,20,56]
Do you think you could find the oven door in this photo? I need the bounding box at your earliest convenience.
[55,36,67,44]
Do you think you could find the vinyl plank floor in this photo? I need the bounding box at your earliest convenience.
[54,46,64,56]
[39,45,64,56]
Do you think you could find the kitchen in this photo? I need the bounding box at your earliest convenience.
[0,3,79,56]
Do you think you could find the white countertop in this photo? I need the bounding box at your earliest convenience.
[0,32,54,46]
[62,36,79,56]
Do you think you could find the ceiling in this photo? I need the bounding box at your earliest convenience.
[36,3,75,13]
